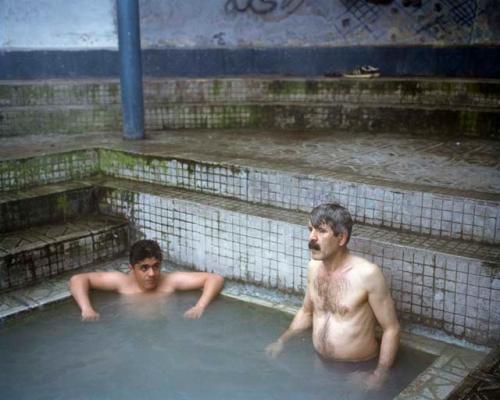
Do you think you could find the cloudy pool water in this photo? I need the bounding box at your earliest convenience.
[0,292,435,400]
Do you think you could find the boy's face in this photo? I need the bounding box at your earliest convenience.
[130,257,161,290]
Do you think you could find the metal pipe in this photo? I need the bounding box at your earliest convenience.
[117,0,144,140]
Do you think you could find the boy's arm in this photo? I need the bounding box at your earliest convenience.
[169,272,224,319]
[68,272,124,321]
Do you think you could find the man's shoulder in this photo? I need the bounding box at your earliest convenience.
[349,255,387,291]
[350,255,381,276]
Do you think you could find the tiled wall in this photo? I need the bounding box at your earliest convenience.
[0,108,121,136]
[100,149,500,244]
[142,104,498,137]
[0,223,128,291]
[4,80,499,108]
[100,187,500,346]
[0,186,97,233]
[353,238,500,345]
[2,79,498,137]
[0,150,98,192]
[141,79,500,108]
[1,148,499,345]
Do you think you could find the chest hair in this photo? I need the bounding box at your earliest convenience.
[314,272,350,315]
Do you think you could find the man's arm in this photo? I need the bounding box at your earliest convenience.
[266,266,314,358]
[68,272,124,321]
[366,264,400,387]
[169,271,224,319]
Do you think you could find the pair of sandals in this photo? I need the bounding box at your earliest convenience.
[342,65,380,79]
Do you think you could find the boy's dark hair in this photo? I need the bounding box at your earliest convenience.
[310,203,353,245]
[129,240,163,265]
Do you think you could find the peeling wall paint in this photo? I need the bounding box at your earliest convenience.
[0,0,117,49]
[1,0,499,50]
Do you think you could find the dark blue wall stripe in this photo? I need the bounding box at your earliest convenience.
[1,46,499,79]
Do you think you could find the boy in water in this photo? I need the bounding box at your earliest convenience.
[69,239,224,321]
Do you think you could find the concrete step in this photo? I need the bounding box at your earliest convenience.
[0,181,98,233]
[1,142,498,244]
[0,214,128,292]
[97,147,500,245]
[0,80,121,107]
[0,105,121,136]
[143,103,499,138]
[0,148,99,192]
[94,176,500,346]
[2,78,499,108]
[1,102,497,138]
[1,78,499,138]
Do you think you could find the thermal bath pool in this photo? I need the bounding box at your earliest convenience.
[0,290,438,400]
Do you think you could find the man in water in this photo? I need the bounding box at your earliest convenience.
[69,239,224,321]
[266,203,400,390]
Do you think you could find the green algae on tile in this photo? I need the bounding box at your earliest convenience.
[99,149,140,172]
[211,80,223,98]
[55,193,70,216]
[458,110,480,135]
[108,83,121,101]
[267,80,305,97]
[0,150,97,191]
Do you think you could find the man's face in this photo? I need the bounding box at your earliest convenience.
[130,257,161,291]
[308,222,344,261]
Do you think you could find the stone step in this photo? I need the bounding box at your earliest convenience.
[143,103,499,138]
[1,78,499,138]
[0,105,121,136]
[0,148,99,192]
[0,214,128,292]
[2,78,499,108]
[0,80,121,107]
[94,176,500,346]
[97,147,500,245]
[1,103,498,138]
[1,144,498,244]
[1,139,498,245]
[0,181,98,233]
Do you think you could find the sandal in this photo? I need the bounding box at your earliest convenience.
[343,65,380,78]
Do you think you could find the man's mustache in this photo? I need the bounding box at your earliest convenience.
[308,241,320,250]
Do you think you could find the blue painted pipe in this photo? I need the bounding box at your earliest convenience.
[117,0,144,140]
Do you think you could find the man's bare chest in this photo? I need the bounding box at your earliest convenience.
[311,272,367,316]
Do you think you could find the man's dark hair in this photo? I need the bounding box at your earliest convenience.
[310,203,353,245]
[129,240,163,265]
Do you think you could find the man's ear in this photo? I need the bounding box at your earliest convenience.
[338,232,349,247]
[128,264,134,271]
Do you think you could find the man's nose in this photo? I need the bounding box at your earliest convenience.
[146,268,155,276]
[309,230,317,241]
